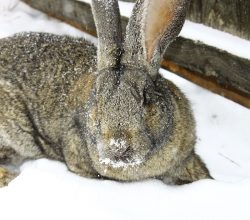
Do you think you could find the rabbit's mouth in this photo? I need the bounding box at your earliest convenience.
[99,156,143,169]
[96,139,145,169]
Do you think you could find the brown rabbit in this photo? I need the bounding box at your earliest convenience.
[0,0,211,187]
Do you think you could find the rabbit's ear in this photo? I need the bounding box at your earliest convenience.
[121,0,190,77]
[92,0,123,71]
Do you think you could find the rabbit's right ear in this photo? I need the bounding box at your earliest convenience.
[121,0,190,78]
[92,0,123,71]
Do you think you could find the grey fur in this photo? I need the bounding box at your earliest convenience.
[0,0,211,187]
[92,0,123,70]
[122,0,190,78]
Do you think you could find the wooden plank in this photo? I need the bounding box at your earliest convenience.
[161,60,250,108]
[165,37,250,96]
[187,0,250,41]
[21,0,250,108]
[22,0,96,36]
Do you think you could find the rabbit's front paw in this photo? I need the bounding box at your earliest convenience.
[0,167,18,187]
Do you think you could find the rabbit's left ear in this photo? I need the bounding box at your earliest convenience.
[122,0,190,77]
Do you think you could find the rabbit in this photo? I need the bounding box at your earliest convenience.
[0,0,212,187]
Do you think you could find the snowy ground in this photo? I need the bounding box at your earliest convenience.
[0,1,250,220]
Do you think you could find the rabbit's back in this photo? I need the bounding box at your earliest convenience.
[0,33,97,160]
[0,32,97,113]
[0,32,97,95]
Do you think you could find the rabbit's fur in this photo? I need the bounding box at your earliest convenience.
[0,0,211,187]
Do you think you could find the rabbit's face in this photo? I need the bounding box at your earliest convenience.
[86,69,174,180]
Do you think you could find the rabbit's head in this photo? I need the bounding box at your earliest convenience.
[86,0,190,180]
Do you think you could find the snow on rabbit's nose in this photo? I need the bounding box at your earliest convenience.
[109,138,130,159]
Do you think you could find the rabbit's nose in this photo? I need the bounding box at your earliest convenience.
[109,138,131,160]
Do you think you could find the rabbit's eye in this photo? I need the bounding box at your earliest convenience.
[142,89,151,105]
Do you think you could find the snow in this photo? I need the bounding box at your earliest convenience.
[98,139,143,168]
[100,157,142,169]
[118,1,134,17]
[0,1,250,220]
[180,20,250,60]
[109,138,127,149]
[78,0,134,17]
[0,0,18,11]
[0,0,97,43]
